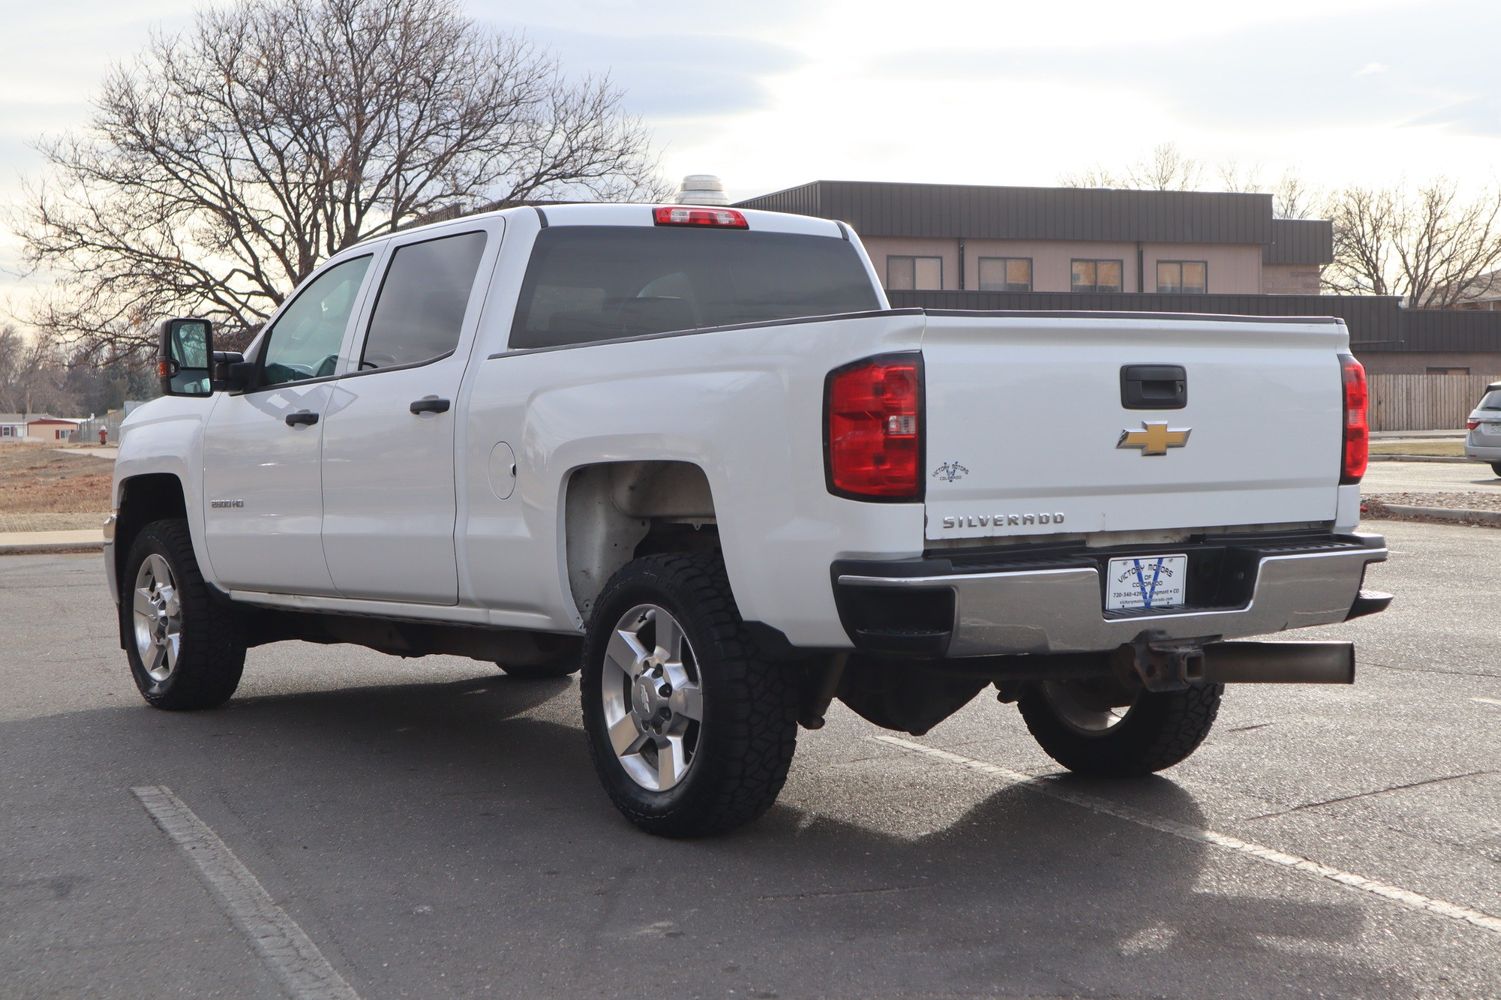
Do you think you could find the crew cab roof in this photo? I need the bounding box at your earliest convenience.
[537,203,845,239]
[380,202,846,244]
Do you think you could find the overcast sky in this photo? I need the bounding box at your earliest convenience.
[2,0,1499,313]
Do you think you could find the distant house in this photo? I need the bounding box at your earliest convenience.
[25,416,80,441]
[0,414,25,441]
[1448,270,1501,311]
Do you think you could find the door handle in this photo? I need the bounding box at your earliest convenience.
[285,410,320,427]
[409,396,451,415]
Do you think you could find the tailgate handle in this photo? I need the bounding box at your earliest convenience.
[1121,365,1187,410]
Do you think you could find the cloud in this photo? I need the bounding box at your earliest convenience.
[519,29,804,118]
[881,0,1501,138]
[471,2,810,119]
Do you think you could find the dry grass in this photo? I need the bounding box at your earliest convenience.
[0,443,113,515]
[1368,439,1466,457]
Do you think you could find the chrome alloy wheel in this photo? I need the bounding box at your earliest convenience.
[132,553,182,683]
[599,604,705,792]
[1040,680,1134,735]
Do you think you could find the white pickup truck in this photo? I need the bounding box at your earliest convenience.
[108,203,1390,836]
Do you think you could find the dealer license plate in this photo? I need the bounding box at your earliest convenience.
[1105,554,1188,611]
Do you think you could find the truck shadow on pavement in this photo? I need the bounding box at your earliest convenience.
[1,673,1409,1000]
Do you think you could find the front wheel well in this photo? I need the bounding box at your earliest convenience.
[563,461,719,624]
[115,473,188,595]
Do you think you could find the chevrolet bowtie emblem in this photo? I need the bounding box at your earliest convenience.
[1118,421,1191,456]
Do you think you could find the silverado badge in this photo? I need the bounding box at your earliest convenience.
[1117,421,1191,456]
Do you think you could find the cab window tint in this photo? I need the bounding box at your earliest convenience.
[261,256,372,386]
[360,232,488,370]
[510,227,880,350]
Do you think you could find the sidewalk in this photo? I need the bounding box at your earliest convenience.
[1370,429,1466,439]
[0,529,105,555]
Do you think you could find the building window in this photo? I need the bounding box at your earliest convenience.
[1427,366,1470,375]
[1157,260,1208,294]
[887,255,943,291]
[1071,259,1123,293]
[978,257,1032,292]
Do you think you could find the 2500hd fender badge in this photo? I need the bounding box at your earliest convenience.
[941,512,1065,529]
[210,499,245,509]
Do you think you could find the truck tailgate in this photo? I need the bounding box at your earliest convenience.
[920,313,1347,541]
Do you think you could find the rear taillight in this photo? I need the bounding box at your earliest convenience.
[652,206,748,228]
[825,353,923,501]
[1468,420,1480,431]
[1340,353,1368,484]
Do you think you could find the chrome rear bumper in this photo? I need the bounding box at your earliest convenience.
[834,532,1388,657]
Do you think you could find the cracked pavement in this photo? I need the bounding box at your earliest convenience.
[0,520,1497,999]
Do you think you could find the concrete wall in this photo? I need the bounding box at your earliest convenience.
[1143,243,1261,294]
[961,239,1140,293]
[1358,351,1501,375]
[861,237,959,290]
[1263,264,1323,294]
[863,237,1264,294]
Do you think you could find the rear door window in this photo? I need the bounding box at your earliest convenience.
[509,227,880,350]
[360,231,488,370]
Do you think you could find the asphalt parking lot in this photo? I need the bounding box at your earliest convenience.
[2,519,1498,999]
[1364,460,1501,495]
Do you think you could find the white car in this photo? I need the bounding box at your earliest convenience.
[1464,381,1501,477]
[106,203,1389,836]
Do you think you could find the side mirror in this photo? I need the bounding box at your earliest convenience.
[212,352,251,392]
[157,318,214,397]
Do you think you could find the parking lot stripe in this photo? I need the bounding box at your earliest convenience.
[1473,697,1501,708]
[872,735,1501,937]
[132,786,363,1000]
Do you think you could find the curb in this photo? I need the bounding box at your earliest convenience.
[1369,455,1471,464]
[0,534,105,555]
[1369,504,1501,528]
[0,540,105,555]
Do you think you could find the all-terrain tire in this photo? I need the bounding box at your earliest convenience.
[122,518,245,710]
[1018,681,1222,777]
[580,553,798,837]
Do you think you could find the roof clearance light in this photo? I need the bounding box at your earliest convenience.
[653,206,748,229]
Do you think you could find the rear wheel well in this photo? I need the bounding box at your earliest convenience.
[563,461,719,624]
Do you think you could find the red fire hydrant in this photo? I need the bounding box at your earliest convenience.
[99,428,108,446]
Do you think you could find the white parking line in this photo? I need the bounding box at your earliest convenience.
[132,786,362,1000]
[1473,697,1501,708]
[872,734,1501,937]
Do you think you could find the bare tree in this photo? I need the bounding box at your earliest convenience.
[1126,143,1202,191]
[1058,164,1120,189]
[0,326,79,416]
[1271,171,1315,220]
[1324,180,1501,307]
[1216,161,1264,194]
[16,0,667,363]
[1061,143,1201,192]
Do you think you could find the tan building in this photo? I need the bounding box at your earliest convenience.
[736,180,1331,296]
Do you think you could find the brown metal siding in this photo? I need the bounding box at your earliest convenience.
[887,290,1501,353]
[741,181,1277,245]
[1264,219,1334,265]
[737,181,1341,265]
